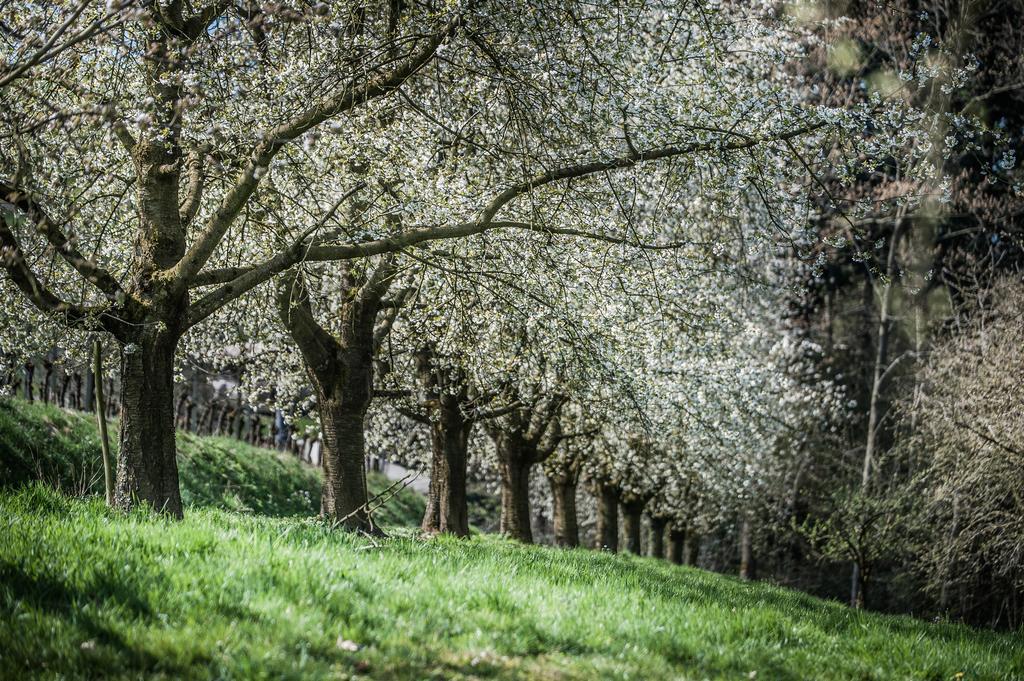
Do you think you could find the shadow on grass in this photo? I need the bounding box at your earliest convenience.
[0,559,207,676]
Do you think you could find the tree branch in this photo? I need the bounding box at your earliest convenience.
[184,122,823,325]
[171,11,464,285]
[275,269,342,383]
[473,400,524,423]
[0,1,134,89]
[179,145,210,226]
[0,206,98,325]
[0,181,126,299]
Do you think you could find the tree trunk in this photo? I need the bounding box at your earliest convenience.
[59,372,71,407]
[83,367,94,412]
[106,378,117,419]
[232,405,244,440]
[668,528,685,564]
[850,562,868,609]
[683,531,700,567]
[113,328,183,517]
[550,477,579,548]
[198,403,214,435]
[71,372,82,410]
[41,359,53,404]
[739,516,756,580]
[595,483,618,552]
[318,398,373,532]
[622,499,644,554]
[277,264,396,533]
[248,413,260,445]
[214,403,229,436]
[499,454,533,543]
[648,516,667,559]
[23,362,33,402]
[421,406,471,537]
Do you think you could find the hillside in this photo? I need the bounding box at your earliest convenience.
[0,399,424,525]
[1,485,1020,680]
[1,399,1021,679]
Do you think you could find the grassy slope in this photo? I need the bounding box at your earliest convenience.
[1,400,1021,679]
[1,486,1021,681]
[0,399,424,525]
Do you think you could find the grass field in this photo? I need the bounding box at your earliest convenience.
[1,485,1021,680]
[1,399,1021,680]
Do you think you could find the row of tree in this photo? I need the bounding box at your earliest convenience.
[1,0,1019,627]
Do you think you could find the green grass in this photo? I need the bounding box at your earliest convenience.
[1,400,1021,679]
[1,485,1021,681]
[0,399,423,524]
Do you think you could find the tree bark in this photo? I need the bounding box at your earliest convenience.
[621,498,645,554]
[83,366,94,412]
[232,404,244,440]
[414,344,473,538]
[41,359,53,404]
[106,377,117,419]
[850,562,868,609]
[668,528,685,564]
[113,327,183,517]
[421,402,471,537]
[214,403,229,436]
[595,483,618,552]
[739,516,756,580]
[23,362,33,402]
[318,398,372,531]
[648,516,667,559]
[198,403,214,435]
[71,372,82,410]
[59,371,71,407]
[278,266,395,533]
[550,477,579,548]
[485,396,565,544]
[683,531,700,567]
[93,339,114,506]
[494,431,534,543]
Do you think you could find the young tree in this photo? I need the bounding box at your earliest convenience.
[904,277,1024,627]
